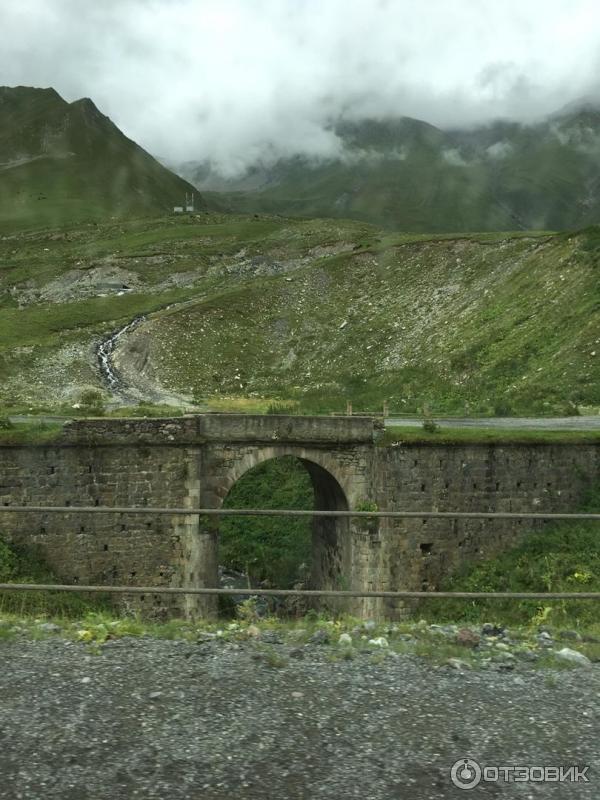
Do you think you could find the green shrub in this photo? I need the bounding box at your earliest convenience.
[0,538,17,581]
[355,499,379,533]
[422,418,440,433]
[266,401,299,415]
[236,597,260,622]
[562,400,581,417]
[78,389,105,416]
[0,417,14,431]
[220,456,312,588]
[579,225,600,253]
[493,400,514,417]
[0,537,109,617]
[420,488,600,626]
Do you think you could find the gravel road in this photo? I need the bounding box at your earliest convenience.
[385,416,600,430]
[8,415,600,431]
[1,636,598,800]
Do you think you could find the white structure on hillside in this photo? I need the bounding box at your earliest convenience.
[173,193,195,214]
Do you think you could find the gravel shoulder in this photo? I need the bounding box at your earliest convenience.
[1,633,598,800]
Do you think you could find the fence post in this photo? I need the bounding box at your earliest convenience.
[382,400,389,418]
[346,400,353,416]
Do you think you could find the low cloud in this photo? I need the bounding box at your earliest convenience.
[441,148,468,167]
[2,0,600,175]
[486,141,514,160]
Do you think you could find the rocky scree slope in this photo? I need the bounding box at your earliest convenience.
[0,214,373,408]
[0,213,597,415]
[112,227,600,414]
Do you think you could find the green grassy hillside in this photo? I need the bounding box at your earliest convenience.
[0,213,597,416]
[116,224,599,416]
[189,110,600,232]
[0,213,373,409]
[0,86,201,229]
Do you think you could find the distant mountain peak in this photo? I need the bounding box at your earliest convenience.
[70,96,102,113]
[0,84,202,225]
[0,85,67,112]
[551,95,600,118]
[0,85,63,99]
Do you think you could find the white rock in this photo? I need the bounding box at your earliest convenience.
[448,658,472,671]
[368,636,389,648]
[556,647,592,667]
[38,622,61,633]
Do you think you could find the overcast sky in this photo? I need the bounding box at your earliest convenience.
[2,0,600,174]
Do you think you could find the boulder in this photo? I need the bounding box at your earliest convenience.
[556,648,592,667]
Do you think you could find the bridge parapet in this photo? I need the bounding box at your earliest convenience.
[197,413,378,444]
[57,414,379,447]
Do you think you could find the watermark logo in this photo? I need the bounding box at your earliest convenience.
[451,759,482,790]
[450,758,590,789]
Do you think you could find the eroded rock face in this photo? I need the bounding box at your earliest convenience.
[12,264,142,306]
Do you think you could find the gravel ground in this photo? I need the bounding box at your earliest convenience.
[1,636,598,800]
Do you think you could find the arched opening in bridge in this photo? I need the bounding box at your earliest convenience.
[219,455,350,604]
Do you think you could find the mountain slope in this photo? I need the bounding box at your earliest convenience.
[0,86,201,227]
[110,225,599,416]
[184,110,600,232]
[0,213,597,415]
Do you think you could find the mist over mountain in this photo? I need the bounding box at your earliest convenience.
[3,83,599,233]
[176,101,600,232]
[3,1,600,174]
[0,86,200,227]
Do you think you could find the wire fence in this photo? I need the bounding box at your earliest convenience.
[1,504,599,600]
[1,583,600,600]
[1,505,600,520]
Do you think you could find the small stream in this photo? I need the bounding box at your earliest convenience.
[96,315,147,397]
[96,299,193,403]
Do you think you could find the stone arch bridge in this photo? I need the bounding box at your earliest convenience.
[0,414,598,618]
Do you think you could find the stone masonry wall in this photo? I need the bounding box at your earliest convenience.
[0,416,598,619]
[0,415,377,617]
[0,442,197,617]
[375,442,600,617]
